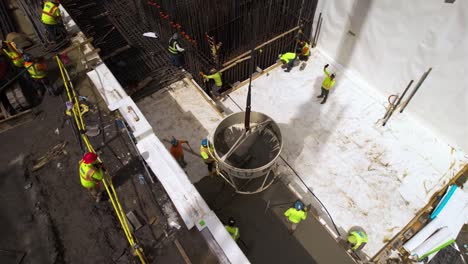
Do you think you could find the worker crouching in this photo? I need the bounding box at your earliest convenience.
[297,41,310,61]
[347,228,368,251]
[202,68,223,98]
[79,152,104,202]
[279,51,301,72]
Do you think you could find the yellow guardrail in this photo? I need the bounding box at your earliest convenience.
[55,56,146,264]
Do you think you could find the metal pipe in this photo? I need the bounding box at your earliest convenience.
[382,80,413,126]
[400,68,432,113]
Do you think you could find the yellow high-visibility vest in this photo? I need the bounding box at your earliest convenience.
[168,39,179,54]
[79,160,104,188]
[200,145,214,163]
[204,72,222,87]
[322,68,336,90]
[225,225,240,241]
[41,2,60,25]
[284,208,307,224]
[24,61,47,79]
[348,231,368,250]
[280,52,296,64]
[2,42,24,67]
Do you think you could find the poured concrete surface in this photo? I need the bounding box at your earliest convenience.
[195,176,355,264]
[137,81,223,183]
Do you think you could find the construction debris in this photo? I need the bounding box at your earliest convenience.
[32,141,67,171]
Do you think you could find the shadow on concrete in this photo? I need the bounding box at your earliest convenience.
[333,0,372,68]
[137,87,212,183]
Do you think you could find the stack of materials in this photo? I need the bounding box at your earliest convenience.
[403,185,468,261]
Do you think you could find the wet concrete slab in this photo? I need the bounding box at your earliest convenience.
[195,176,356,264]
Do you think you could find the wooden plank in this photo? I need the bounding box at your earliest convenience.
[222,26,300,67]
[174,239,192,264]
[222,62,281,96]
[0,109,34,134]
[183,78,224,118]
[371,164,468,263]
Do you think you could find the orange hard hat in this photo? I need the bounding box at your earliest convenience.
[83,152,98,164]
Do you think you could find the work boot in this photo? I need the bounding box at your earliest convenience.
[320,99,327,104]
[317,95,324,98]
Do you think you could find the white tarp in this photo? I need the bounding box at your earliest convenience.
[314,0,468,153]
[218,51,467,256]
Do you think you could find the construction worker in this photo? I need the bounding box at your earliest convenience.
[279,51,300,72]
[1,40,24,67]
[284,200,307,233]
[169,137,188,168]
[347,228,368,251]
[200,138,216,176]
[317,64,336,104]
[168,33,184,68]
[23,54,51,95]
[79,152,104,202]
[225,217,240,241]
[297,41,310,61]
[202,68,223,97]
[41,0,62,42]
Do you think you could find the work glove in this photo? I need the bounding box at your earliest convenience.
[324,64,329,68]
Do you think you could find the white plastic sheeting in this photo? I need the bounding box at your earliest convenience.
[219,51,467,256]
[314,0,468,153]
[403,186,468,260]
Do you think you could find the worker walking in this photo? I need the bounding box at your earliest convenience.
[297,41,310,61]
[79,152,105,202]
[41,0,63,42]
[1,40,24,67]
[169,137,188,168]
[279,51,300,72]
[202,68,223,97]
[284,200,307,233]
[168,33,185,68]
[200,138,216,176]
[317,64,336,104]
[347,228,368,251]
[225,217,240,242]
[23,54,52,95]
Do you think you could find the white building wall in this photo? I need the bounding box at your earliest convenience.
[315,0,468,153]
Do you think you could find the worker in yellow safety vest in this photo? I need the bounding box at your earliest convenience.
[79,152,105,202]
[1,40,24,67]
[201,68,223,97]
[279,51,300,73]
[23,54,52,95]
[225,217,240,241]
[284,201,307,233]
[297,41,310,61]
[168,33,184,67]
[41,0,62,42]
[317,64,336,104]
[347,228,368,251]
[200,138,216,176]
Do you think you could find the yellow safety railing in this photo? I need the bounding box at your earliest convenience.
[55,56,146,264]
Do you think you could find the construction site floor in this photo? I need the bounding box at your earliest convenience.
[0,58,216,264]
[195,176,356,264]
[138,80,356,263]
